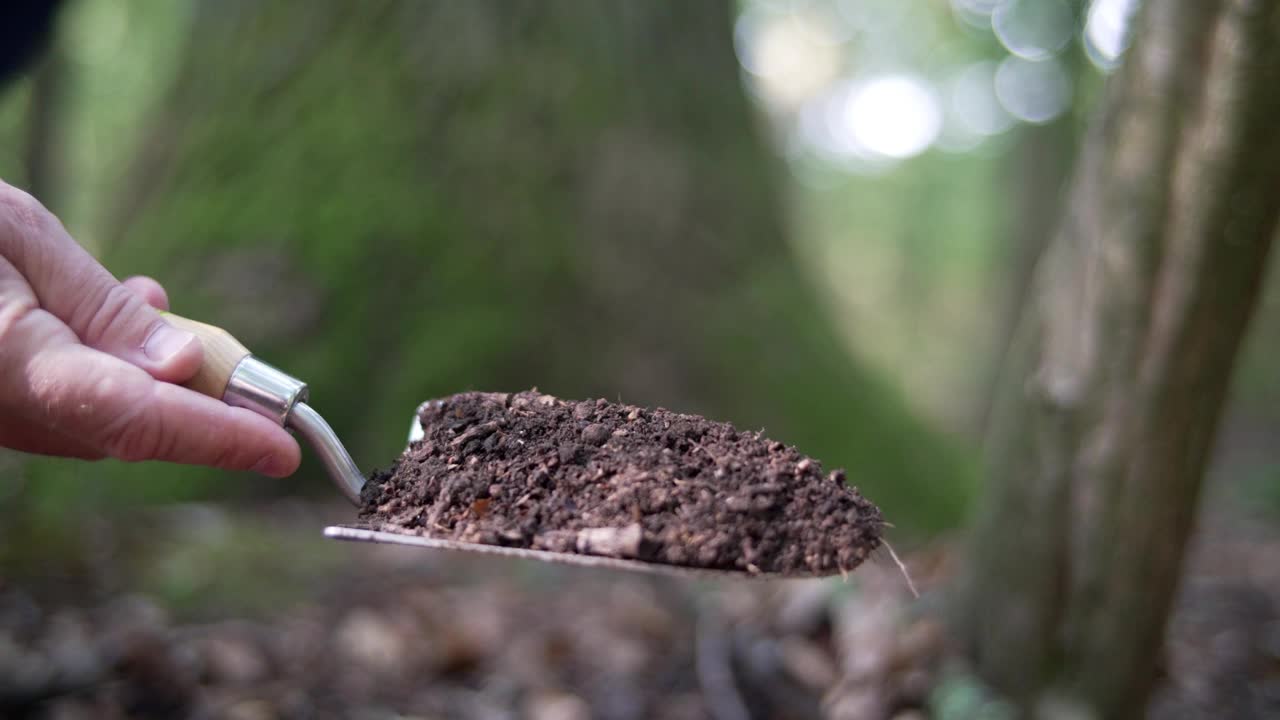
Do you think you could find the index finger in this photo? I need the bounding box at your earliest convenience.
[0,182,202,383]
[7,308,300,476]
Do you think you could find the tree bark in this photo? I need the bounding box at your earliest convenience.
[977,1,1087,435]
[82,0,972,527]
[959,0,1280,715]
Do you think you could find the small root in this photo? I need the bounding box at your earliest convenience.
[883,540,919,599]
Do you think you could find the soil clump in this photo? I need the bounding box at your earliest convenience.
[360,391,883,575]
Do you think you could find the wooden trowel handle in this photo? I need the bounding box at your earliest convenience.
[160,312,252,399]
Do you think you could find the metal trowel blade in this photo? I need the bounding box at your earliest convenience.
[321,523,807,578]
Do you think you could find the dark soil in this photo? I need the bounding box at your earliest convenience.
[359,391,884,575]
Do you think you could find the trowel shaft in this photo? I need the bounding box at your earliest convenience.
[287,402,364,504]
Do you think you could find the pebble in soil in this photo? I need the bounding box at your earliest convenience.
[359,391,884,575]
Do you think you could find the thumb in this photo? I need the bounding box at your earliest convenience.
[0,183,203,383]
[63,271,204,385]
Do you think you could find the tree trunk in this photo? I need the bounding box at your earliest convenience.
[978,1,1086,435]
[70,0,972,527]
[976,102,1078,437]
[958,0,1280,715]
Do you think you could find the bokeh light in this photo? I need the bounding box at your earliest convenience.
[994,55,1070,123]
[938,61,1016,151]
[949,0,1001,29]
[842,75,942,159]
[735,7,843,110]
[992,0,1074,60]
[795,73,943,173]
[1085,0,1141,71]
[738,0,1098,175]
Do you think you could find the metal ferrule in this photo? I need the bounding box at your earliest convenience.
[223,356,309,427]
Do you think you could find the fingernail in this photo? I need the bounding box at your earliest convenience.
[144,324,196,363]
[251,454,292,477]
[251,454,279,476]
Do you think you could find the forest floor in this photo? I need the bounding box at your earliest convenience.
[1,495,1278,720]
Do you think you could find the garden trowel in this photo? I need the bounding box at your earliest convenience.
[161,314,793,578]
[161,313,366,505]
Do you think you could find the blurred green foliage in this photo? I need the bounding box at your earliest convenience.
[23,0,1280,535]
[0,0,984,535]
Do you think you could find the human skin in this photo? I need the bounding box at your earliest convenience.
[0,180,300,476]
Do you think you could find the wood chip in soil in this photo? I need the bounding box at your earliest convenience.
[359,391,884,575]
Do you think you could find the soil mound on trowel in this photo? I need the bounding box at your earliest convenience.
[360,391,883,575]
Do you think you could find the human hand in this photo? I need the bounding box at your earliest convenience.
[0,180,300,476]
